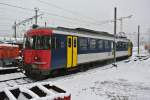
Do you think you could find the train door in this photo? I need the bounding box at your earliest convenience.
[128,42,132,56]
[67,36,77,68]
[51,34,67,69]
[73,36,77,66]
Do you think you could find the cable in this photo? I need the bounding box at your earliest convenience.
[0,2,112,29]
[0,25,12,27]
[42,10,110,26]
[35,0,100,22]
[0,2,92,25]
[45,15,91,27]
[0,2,104,26]
[35,0,116,27]
[0,2,33,12]
[0,29,11,31]
[0,17,14,20]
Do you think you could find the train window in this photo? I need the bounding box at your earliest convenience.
[51,37,62,49]
[61,41,65,48]
[74,38,77,47]
[111,42,113,49]
[25,36,34,49]
[104,40,109,49]
[35,36,51,50]
[68,38,71,47]
[51,37,56,49]
[97,40,103,49]
[120,42,122,48]
[44,37,51,49]
[123,42,127,49]
[79,38,88,50]
[56,38,61,48]
[116,42,119,49]
[90,39,96,50]
[25,36,51,50]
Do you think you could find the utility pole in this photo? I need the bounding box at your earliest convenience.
[45,22,47,27]
[14,21,17,40]
[12,12,43,37]
[34,7,39,25]
[138,25,140,55]
[113,7,117,67]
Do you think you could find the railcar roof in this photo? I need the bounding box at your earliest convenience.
[34,26,129,41]
[56,27,114,37]
[35,27,113,37]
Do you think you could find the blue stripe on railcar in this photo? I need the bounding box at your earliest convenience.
[51,34,67,69]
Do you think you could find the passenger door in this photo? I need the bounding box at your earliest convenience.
[67,36,77,68]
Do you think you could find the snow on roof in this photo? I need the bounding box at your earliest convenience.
[0,43,19,47]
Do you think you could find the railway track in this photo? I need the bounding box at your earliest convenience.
[0,67,20,75]
[0,79,71,100]
[0,76,34,84]
[0,73,37,89]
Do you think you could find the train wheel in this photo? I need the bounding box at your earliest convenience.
[0,60,5,67]
[79,65,88,72]
[24,70,32,77]
[0,60,3,67]
[26,71,48,80]
[33,74,47,80]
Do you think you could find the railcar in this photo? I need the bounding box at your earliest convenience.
[0,43,20,66]
[23,27,132,79]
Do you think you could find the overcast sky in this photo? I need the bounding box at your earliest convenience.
[0,0,150,36]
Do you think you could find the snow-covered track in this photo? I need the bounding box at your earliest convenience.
[0,76,33,83]
[0,67,19,75]
[0,73,37,90]
[0,82,71,100]
[0,76,36,87]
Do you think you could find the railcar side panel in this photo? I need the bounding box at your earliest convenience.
[51,34,67,69]
[78,52,113,64]
[77,36,129,64]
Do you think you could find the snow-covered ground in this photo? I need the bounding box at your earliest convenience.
[0,47,150,100]
[44,47,150,100]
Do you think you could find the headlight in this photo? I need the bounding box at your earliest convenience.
[34,56,38,60]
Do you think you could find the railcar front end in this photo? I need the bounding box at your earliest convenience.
[23,29,52,79]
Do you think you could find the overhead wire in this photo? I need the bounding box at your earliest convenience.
[34,0,114,26]
[5,0,100,24]
[45,15,92,27]
[0,2,33,12]
[0,2,108,27]
[0,17,16,21]
[34,0,101,23]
